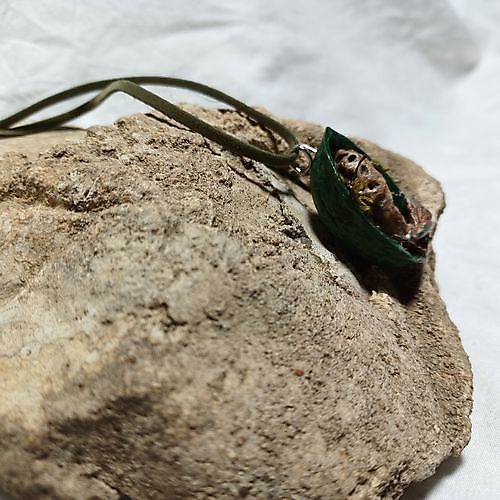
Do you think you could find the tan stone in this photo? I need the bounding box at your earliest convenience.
[0,108,472,499]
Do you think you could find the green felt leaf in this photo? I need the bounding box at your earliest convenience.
[310,127,424,268]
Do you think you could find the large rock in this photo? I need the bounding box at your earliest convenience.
[0,107,472,499]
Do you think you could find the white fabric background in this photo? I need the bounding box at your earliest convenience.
[1,1,499,498]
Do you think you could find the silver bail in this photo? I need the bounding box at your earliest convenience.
[292,143,317,174]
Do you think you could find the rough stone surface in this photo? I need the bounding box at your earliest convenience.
[0,107,472,499]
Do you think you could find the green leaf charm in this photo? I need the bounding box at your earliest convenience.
[310,127,431,268]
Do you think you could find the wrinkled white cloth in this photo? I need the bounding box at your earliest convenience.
[0,1,498,498]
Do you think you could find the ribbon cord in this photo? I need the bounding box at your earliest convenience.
[0,77,301,169]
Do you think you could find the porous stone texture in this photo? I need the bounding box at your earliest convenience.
[0,107,472,499]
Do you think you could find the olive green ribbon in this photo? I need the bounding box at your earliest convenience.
[0,76,301,169]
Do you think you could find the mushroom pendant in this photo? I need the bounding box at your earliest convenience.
[310,127,432,268]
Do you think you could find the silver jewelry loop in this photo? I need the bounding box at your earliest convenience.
[292,143,317,174]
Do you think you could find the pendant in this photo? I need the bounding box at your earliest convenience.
[309,128,432,268]
[0,77,433,268]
